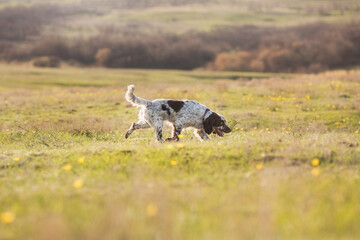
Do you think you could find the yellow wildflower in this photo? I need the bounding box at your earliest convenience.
[254,127,257,130]
[167,145,173,149]
[13,157,20,162]
[177,144,184,149]
[177,134,183,139]
[1,211,15,224]
[171,160,178,166]
[78,157,85,164]
[255,163,263,170]
[63,164,72,171]
[311,158,320,167]
[311,168,320,177]
[355,130,359,134]
[73,179,84,189]
[335,122,340,125]
[146,203,158,217]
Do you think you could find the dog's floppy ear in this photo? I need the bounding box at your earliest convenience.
[203,113,217,134]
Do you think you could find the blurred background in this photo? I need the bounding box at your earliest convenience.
[0,0,360,73]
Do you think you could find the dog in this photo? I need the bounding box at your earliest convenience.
[124,85,231,142]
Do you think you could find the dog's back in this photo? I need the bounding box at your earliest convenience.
[148,99,207,128]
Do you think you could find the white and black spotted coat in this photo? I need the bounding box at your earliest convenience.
[125,85,230,142]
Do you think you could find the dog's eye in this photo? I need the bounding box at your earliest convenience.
[215,120,224,127]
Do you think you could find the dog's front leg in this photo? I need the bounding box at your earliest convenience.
[166,124,182,142]
[194,129,210,142]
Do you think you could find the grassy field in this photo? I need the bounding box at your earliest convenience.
[0,64,360,239]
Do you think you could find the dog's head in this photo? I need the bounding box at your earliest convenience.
[203,112,231,137]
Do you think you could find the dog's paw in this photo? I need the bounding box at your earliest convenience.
[125,132,130,139]
[165,137,179,142]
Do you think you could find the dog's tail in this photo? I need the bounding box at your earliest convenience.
[125,85,150,107]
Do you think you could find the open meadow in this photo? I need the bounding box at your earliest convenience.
[0,64,359,239]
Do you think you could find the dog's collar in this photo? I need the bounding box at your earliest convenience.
[202,108,210,123]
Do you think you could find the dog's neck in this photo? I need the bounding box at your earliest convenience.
[202,108,211,123]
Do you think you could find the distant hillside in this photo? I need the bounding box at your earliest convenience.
[0,0,359,36]
[0,0,360,72]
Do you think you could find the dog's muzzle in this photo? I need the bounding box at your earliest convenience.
[213,124,231,137]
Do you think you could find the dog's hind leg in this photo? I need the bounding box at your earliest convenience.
[152,120,164,143]
[194,129,209,142]
[125,122,150,139]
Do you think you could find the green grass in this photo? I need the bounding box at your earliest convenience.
[0,64,360,239]
[0,64,289,89]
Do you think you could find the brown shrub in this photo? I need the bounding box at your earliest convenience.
[33,56,60,68]
[31,37,70,60]
[249,59,265,72]
[213,53,235,71]
[95,48,111,66]
[210,22,360,73]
